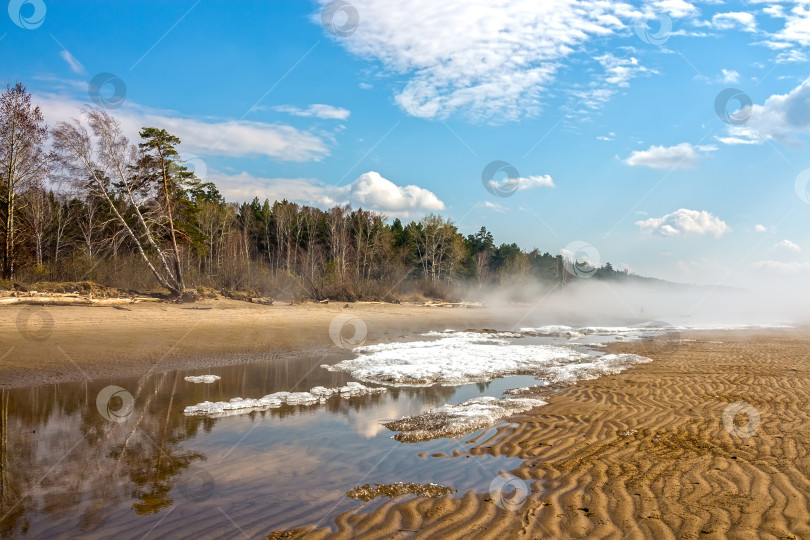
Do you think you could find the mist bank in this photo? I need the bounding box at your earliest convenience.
[462,277,809,328]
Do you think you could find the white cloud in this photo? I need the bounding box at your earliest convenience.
[37,92,330,162]
[575,54,653,109]
[653,0,699,18]
[517,175,555,190]
[58,50,86,75]
[635,209,730,238]
[752,260,810,274]
[274,104,351,120]
[483,201,507,212]
[774,239,802,252]
[597,132,616,141]
[316,0,641,121]
[721,69,740,84]
[755,224,767,232]
[768,2,810,47]
[329,171,445,216]
[719,75,810,146]
[712,12,757,32]
[209,170,445,218]
[624,142,714,169]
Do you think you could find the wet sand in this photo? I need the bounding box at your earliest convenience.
[278,328,810,539]
[0,299,516,388]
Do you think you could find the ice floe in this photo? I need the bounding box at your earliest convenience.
[183,382,386,417]
[184,375,221,384]
[323,331,591,386]
[323,330,654,387]
[384,396,547,442]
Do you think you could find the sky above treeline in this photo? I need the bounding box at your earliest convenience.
[2,0,810,286]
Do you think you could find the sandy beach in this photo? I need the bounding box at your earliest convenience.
[272,327,810,539]
[0,299,516,388]
[4,301,809,538]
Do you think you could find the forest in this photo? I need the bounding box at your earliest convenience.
[0,82,647,301]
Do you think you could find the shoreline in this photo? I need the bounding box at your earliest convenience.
[277,327,810,539]
[0,299,530,388]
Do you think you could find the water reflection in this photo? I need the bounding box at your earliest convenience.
[0,357,532,538]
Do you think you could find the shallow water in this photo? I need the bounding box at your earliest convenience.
[0,324,707,538]
[0,354,541,538]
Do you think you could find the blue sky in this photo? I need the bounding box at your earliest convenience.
[3,0,810,286]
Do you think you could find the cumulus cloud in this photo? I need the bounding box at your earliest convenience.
[653,0,699,19]
[624,142,714,169]
[765,2,810,48]
[315,0,642,121]
[328,171,445,216]
[755,224,767,232]
[718,76,810,146]
[635,209,730,238]
[37,92,330,162]
[274,104,351,120]
[712,12,757,32]
[210,170,444,218]
[774,239,802,252]
[721,69,740,84]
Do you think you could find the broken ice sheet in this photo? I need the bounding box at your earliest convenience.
[383,396,547,443]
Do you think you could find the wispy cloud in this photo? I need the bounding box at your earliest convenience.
[37,92,331,162]
[274,104,351,120]
[59,50,86,75]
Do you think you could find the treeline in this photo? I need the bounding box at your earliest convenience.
[0,82,644,300]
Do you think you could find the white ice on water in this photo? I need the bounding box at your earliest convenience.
[323,330,652,386]
[183,382,386,417]
[384,396,547,442]
[184,375,221,384]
